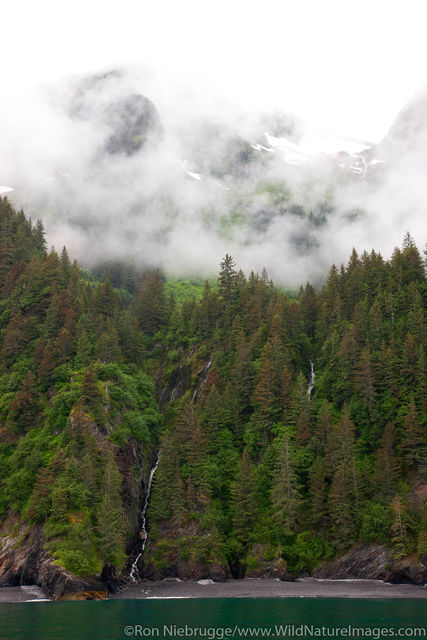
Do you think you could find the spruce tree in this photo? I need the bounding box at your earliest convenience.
[374,423,400,503]
[271,435,301,535]
[231,450,259,546]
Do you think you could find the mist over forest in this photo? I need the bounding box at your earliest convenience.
[2,68,426,286]
[0,0,426,605]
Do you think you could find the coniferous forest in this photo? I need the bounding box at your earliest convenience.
[0,196,425,590]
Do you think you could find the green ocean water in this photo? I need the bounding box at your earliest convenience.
[0,599,426,640]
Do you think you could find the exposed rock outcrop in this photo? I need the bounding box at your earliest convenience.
[0,519,108,598]
[143,558,231,582]
[0,430,151,599]
[314,543,427,586]
[142,521,231,582]
[245,544,295,581]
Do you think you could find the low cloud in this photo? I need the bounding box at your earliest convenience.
[1,69,425,287]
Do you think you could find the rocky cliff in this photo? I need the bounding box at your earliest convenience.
[314,543,427,586]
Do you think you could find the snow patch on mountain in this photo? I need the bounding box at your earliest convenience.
[248,132,383,176]
[264,132,371,159]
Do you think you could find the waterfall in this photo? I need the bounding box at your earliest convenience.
[158,384,167,408]
[192,359,212,401]
[170,365,187,402]
[129,451,161,582]
[307,360,315,397]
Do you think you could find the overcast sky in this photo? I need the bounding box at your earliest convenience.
[2,0,427,141]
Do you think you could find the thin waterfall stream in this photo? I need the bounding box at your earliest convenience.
[307,360,315,397]
[129,451,161,582]
[192,359,212,401]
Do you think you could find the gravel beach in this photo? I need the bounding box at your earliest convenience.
[0,585,50,602]
[110,578,427,600]
[1,578,426,602]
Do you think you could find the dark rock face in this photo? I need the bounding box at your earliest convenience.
[314,544,427,586]
[66,70,164,157]
[314,544,392,581]
[0,519,108,598]
[142,538,295,583]
[157,356,214,408]
[386,558,427,586]
[245,544,295,582]
[104,94,163,156]
[142,522,232,582]
[143,558,232,582]
[0,429,149,598]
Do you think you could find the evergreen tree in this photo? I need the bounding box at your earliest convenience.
[308,456,328,530]
[231,450,259,546]
[134,270,166,335]
[0,199,426,581]
[401,397,426,472]
[328,406,359,548]
[390,496,409,558]
[9,371,40,431]
[374,423,400,503]
[27,467,54,522]
[271,435,301,535]
[218,254,238,306]
[96,446,126,565]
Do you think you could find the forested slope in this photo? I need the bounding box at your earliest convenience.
[0,197,161,590]
[143,241,426,580]
[0,197,425,594]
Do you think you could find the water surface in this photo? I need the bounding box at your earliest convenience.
[0,597,426,640]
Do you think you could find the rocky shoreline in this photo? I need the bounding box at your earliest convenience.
[0,520,112,600]
[1,577,427,602]
[314,543,427,586]
[110,577,427,600]
[1,525,425,601]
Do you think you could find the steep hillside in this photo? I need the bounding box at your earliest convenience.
[0,198,425,597]
[0,197,162,595]
[141,243,426,582]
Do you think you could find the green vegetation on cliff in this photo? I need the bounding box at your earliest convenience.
[0,197,161,576]
[0,197,425,580]
[144,241,426,578]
